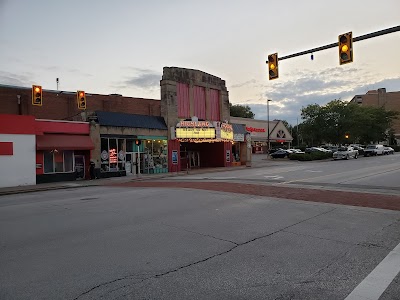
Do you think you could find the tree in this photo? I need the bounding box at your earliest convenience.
[229,103,255,118]
[299,99,399,145]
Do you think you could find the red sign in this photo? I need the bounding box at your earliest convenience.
[246,126,265,133]
[109,149,118,163]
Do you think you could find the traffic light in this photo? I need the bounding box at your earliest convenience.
[77,90,86,110]
[32,85,42,106]
[267,53,279,80]
[135,140,141,146]
[338,32,353,65]
[345,134,349,139]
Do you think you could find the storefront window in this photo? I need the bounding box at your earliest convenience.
[44,151,54,173]
[118,139,125,171]
[109,138,118,171]
[43,150,75,173]
[143,139,168,173]
[64,151,74,172]
[101,138,109,172]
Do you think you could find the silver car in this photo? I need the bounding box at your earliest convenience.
[333,146,359,160]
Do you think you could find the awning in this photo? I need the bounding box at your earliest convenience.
[36,134,94,150]
[232,123,248,135]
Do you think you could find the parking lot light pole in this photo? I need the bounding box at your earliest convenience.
[267,99,272,156]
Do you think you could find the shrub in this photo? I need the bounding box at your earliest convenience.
[289,151,332,161]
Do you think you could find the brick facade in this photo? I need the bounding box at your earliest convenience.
[350,88,400,141]
[0,85,161,121]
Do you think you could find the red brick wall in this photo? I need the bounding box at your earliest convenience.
[0,86,161,120]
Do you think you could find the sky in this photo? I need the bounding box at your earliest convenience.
[0,0,399,125]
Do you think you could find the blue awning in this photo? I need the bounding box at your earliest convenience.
[96,111,167,130]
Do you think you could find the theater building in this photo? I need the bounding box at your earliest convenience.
[161,67,251,172]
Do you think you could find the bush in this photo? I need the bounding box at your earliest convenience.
[390,145,400,152]
[289,151,332,161]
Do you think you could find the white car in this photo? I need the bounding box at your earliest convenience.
[333,146,359,160]
[383,147,394,155]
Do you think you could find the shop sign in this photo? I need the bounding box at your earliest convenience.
[101,150,109,160]
[172,150,178,164]
[118,150,125,160]
[246,126,265,133]
[220,123,233,140]
[176,127,216,139]
[178,121,211,127]
[233,133,244,142]
[109,148,118,163]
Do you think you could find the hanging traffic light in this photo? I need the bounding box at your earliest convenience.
[32,85,43,106]
[77,90,86,110]
[338,32,353,65]
[267,53,279,80]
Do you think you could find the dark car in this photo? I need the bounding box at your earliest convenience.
[270,149,288,158]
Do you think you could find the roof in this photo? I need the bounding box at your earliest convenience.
[96,111,167,130]
[232,123,248,134]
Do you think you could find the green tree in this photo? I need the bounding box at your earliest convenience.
[299,99,398,145]
[229,103,255,118]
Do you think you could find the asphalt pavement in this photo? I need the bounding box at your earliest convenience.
[0,154,278,196]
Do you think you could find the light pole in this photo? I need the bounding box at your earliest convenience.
[267,99,272,156]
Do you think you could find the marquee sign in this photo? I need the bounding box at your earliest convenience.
[176,127,216,139]
[220,123,233,140]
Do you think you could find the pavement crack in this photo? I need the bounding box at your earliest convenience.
[237,207,337,247]
[73,208,337,299]
[160,222,238,245]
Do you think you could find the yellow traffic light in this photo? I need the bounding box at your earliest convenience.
[267,53,279,80]
[32,85,43,106]
[345,134,349,139]
[338,32,353,65]
[77,90,86,110]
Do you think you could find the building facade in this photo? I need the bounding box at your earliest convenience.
[160,67,251,172]
[350,88,400,144]
[230,117,293,153]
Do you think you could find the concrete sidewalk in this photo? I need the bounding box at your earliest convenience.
[0,154,282,196]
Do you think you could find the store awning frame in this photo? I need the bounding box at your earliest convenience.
[36,134,94,150]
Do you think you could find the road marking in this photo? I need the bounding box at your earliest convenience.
[264,175,284,180]
[304,170,323,173]
[344,241,400,300]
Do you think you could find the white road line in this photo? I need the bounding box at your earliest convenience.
[344,241,400,300]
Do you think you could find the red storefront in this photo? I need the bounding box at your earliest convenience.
[35,119,94,183]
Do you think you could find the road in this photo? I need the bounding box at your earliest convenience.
[0,154,399,299]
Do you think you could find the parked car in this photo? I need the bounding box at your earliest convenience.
[270,149,289,158]
[383,146,395,155]
[332,146,358,160]
[352,146,364,155]
[364,144,385,156]
[305,147,331,154]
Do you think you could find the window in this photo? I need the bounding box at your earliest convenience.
[43,150,74,173]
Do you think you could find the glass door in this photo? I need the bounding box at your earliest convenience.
[74,155,85,179]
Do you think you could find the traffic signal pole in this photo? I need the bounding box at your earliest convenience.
[277,25,400,61]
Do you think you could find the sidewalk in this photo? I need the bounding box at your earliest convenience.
[0,154,281,196]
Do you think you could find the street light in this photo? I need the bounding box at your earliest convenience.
[267,99,272,156]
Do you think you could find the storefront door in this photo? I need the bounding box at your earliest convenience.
[125,152,136,175]
[74,155,85,179]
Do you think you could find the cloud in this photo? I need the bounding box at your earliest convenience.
[244,67,400,126]
[0,71,31,86]
[115,68,162,90]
